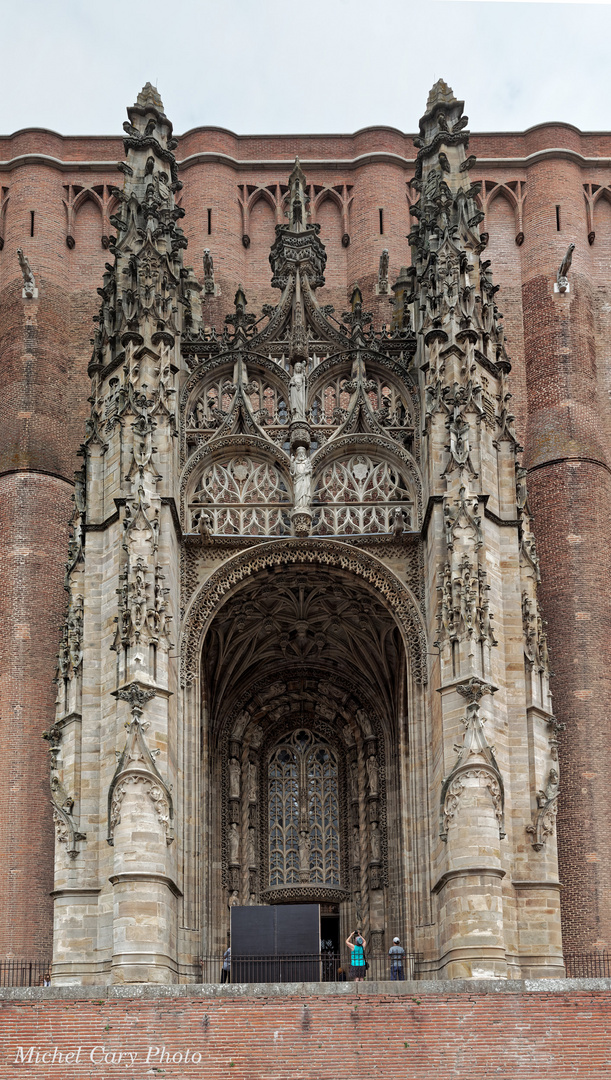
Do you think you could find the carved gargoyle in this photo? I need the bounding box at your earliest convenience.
[557,243,575,293]
[17,248,36,297]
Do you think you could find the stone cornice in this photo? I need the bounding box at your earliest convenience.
[4,148,611,175]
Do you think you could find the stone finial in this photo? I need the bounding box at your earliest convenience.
[287,157,309,232]
[425,79,458,113]
[136,82,165,112]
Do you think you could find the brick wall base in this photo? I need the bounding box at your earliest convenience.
[1,982,611,1079]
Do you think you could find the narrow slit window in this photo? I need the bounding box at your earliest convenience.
[207,208,212,235]
[555,205,561,231]
[379,208,384,235]
[30,211,35,237]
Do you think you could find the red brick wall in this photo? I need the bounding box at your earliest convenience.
[1,988,611,1079]
[0,472,74,959]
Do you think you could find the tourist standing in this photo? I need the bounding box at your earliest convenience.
[346,930,367,982]
[388,937,405,980]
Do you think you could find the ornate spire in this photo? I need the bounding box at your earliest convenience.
[269,160,326,290]
[287,157,309,233]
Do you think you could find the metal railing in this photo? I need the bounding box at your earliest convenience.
[7,951,608,985]
[0,961,51,987]
[199,951,422,984]
[564,952,611,978]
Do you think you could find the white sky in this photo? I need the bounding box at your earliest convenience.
[1,0,610,136]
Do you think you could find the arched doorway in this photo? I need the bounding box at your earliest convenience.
[187,549,427,956]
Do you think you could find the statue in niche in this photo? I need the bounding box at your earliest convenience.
[370,820,381,862]
[247,827,256,867]
[352,825,360,865]
[229,757,240,799]
[247,760,257,803]
[298,829,311,875]
[290,447,312,509]
[366,753,379,797]
[356,708,372,737]
[228,889,239,908]
[349,761,359,801]
[289,361,307,420]
[228,821,240,865]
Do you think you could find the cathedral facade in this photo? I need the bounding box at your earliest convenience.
[0,82,609,984]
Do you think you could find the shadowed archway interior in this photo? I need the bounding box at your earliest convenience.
[200,564,411,954]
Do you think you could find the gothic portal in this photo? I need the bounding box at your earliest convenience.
[47,81,564,984]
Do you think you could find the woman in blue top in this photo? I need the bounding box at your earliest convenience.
[346,930,367,982]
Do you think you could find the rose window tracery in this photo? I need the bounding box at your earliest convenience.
[268,729,340,888]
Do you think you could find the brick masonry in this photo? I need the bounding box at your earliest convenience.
[2,110,611,959]
[1,983,611,1079]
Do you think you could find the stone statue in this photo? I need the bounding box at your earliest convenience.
[557,243,575,293]
[537,768,559,808]
[289,361,307,420]
[247,827,256,867]
[17,249,36,298]
[392,507,405,536]
[228,889,239,908]
[247,760,257,803]
[290,447,312,509]
[370,821,381,861]
[366,753,379,797]
[349,761,359,801]
[228,821,240,864]
[298,829,311,873]
[378,249,389,293]
[229,757,240,799]
[203,249,215,295]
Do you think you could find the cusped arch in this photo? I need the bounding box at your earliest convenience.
[312,433,423,527]
[181,538,428,687]
[180,436,292,531]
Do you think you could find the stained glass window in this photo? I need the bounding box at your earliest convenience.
[268,730,340,887]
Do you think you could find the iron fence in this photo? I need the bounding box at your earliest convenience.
[564,952,611,978]
[8,952,608,985]
[0,961,50,987]
[199,951,422,984]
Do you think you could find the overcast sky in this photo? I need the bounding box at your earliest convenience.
[1,0,610,137]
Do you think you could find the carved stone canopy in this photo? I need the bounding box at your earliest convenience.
[203,565,404,734]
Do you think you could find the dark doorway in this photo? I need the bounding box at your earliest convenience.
[231,904,320,982]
